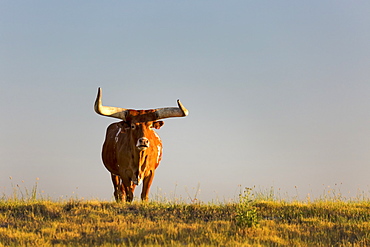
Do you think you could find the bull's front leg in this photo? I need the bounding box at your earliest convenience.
[141,170,155,201]
[111,174,124,202]
[121,179,136,202]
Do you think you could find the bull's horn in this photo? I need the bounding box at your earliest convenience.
[94,87,128,120]
[155,99,189,119]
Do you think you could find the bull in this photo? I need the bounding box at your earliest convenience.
[94,88,189,202]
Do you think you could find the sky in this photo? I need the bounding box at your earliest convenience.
[1,1,370,202]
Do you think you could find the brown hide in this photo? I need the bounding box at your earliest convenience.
[102,113,163,202]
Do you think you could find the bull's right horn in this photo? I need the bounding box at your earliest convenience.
[94,87,128,120]
[155,99,189,120]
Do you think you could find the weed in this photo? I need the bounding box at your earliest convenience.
[4,177,40,202]
[234,187,259,229]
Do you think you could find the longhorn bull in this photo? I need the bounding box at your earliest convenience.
[94,88,188,202]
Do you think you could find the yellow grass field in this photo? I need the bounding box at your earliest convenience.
[1,187,370,246]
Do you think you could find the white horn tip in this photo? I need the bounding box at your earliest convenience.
[177,99,189,116]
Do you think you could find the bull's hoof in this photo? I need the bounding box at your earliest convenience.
[114,192,125,202]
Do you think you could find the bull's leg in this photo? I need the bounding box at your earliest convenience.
[122,180,136,202]
[111,174,124,202]
[141,170,155,201]
[128,183,136,202]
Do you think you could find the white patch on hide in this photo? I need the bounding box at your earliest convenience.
[157,145,161,163]
[115,127,121,143]
[133,177,142,186]
[153,131,161,140]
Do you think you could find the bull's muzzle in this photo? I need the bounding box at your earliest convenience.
[136,137,150,150]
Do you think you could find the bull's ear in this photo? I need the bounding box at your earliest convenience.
[153,121,164,129]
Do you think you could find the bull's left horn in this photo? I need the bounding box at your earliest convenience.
[155,99,189,119]
[94,87,128,120]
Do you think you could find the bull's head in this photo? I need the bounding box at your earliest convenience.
[120,120,164,151]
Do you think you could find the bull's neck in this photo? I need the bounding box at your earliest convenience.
[138,150,147,167]
[131,150,148,186]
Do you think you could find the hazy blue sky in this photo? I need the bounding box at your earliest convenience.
[2,1,370,202]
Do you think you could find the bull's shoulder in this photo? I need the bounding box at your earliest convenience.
[106,121,125,132]
[105,121,126,135]
[103,122,127,144]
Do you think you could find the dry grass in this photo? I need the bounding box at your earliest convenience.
[1,194,370,246]
[1,183,370,246]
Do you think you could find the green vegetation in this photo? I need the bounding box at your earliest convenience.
[1,186,370,246]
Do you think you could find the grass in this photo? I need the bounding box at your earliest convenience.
[1,184,370,246]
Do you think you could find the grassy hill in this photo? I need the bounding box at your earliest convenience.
[1,188,370,246]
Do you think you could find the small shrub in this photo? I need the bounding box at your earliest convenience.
[235,187,259,229]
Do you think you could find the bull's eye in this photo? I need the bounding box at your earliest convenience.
[131,124,136,130]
